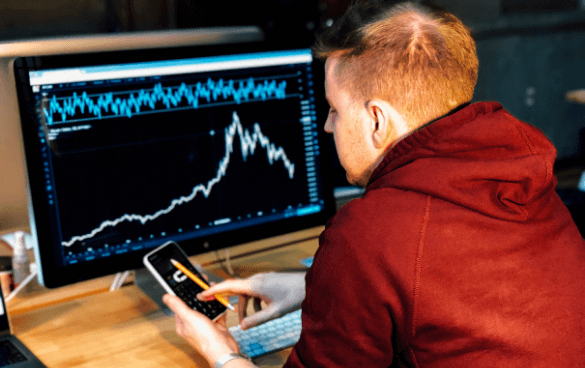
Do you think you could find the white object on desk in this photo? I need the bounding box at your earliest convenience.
[12,232,31,287]
[5,263,37,303]
[1,232,35,250]
[1,231,38,302]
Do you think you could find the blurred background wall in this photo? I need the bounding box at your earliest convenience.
[1,0,585,230]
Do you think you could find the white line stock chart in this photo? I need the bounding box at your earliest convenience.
[39,64,322,264]
[61,110,296,247]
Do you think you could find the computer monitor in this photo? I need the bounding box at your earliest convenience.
[0,28,264,233]
[11,31,335,288]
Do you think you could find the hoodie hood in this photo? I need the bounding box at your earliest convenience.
[367,102,558,221]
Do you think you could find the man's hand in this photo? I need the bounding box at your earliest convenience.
[197,272,306,330]
[162,294,239,365]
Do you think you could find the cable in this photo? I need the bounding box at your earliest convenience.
[6,266,37,303]
[117,270,131,289]
[224,249,236,277]
[215,248,239,278]
[110,272,122,292]
[110,270,131,291]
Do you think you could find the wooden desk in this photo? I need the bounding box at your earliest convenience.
[6,231,321,368]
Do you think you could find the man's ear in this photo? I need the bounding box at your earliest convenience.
[367,99,409,149]
[366,100,391,150]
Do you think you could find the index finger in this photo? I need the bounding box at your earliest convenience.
[198,278,255,300]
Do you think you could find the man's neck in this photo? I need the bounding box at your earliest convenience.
[381,102,471,160]
[415,102,471,133]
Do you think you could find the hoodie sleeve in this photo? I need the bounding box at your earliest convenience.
[284,226,396,367]
[283,190,426,368]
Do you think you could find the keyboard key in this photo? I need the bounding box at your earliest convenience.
[229,310,302,358]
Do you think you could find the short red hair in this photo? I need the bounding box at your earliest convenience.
[314,1,478,128]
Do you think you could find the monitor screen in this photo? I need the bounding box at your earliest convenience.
[14,41,334,288]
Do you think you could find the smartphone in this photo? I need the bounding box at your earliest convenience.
[143,241,227,320]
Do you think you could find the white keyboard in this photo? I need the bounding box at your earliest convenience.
[229,309,302,358]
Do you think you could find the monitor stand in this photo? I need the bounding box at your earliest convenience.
[134,263,227,316]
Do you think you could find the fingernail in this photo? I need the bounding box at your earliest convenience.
[196,293,212,301]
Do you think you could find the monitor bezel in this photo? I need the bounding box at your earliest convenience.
[14,40,335,288]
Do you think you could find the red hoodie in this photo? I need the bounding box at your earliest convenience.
[286,102,585,367]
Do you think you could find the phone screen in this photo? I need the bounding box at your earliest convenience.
[145,241,226,320]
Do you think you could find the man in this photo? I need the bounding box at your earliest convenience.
[164,1,585,367]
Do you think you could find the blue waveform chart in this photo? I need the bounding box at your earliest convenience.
[42,77,291,125]
[53,109,312,254]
